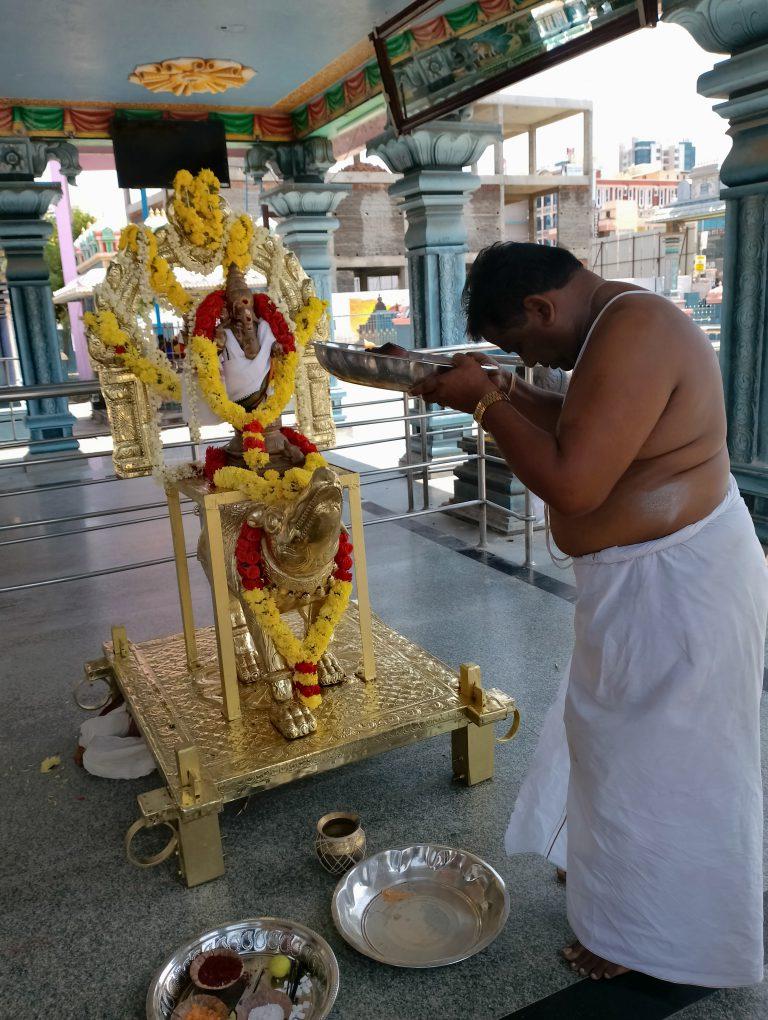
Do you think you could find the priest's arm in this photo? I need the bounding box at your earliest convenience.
[411,329,674,518]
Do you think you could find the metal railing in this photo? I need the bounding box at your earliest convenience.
[0,362,538,594]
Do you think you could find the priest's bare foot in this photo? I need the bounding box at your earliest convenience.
[562,941,630,980]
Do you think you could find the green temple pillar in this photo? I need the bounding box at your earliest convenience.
[369,116,502,459]
[0,138,81,452]
[668,1,768,533]
[246,139,351,421]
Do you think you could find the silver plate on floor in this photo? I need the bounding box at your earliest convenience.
[146,917,339,1019]
[314,341,490,392]
[332,844,509,968]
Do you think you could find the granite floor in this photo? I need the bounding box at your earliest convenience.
[0,439,766,1020]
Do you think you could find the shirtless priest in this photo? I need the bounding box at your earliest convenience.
[412,242,767,987]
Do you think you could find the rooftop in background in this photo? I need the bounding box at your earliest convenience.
[473,94,592,203]
[474,93,592,142]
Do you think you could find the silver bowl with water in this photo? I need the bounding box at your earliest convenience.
[332,844,509,968]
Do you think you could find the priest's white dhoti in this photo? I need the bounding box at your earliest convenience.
[505,477,767,986]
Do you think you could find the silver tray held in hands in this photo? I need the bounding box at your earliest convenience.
[332,844,509,968]
[313,341,494,392]
[146,917,340,1019]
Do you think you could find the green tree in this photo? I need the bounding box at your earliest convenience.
[44,207,96,321]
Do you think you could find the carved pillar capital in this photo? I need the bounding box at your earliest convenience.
[0,136,80,183]
[260,181,351,221]
[368,119,502,176]
[665,0,768,54]
[245,137,336,184]
[368,119,501,352]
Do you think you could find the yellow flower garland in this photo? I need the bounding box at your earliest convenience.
[120,224,192,316]
[224,214,254,272]
[171,168,224,250]
[83,309,180,400]
[241,578,353,709]
[190,289,347,706]
[189,293,327,495]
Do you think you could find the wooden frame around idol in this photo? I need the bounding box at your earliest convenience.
[371,0,660,134]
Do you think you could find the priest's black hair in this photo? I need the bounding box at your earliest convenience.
[463,242,582,341]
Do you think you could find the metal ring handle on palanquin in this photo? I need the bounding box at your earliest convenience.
[496,705,521,743]
[72,674,114,711]
[124,817,178,868]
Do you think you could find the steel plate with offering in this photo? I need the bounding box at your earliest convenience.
[313,341,496,392]
[146,918,339,1020]
[332,844,509,968]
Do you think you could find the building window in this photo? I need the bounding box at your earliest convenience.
[365,273,400,291]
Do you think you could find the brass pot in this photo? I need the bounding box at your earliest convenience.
[315,812,366,876]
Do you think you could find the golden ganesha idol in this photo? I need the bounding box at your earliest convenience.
[84,169,350,740]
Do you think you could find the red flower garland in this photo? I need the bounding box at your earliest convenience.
[253,292,296,354]
[194,290,226,340]
[234,519,354,701]
[204,445,228,483]
[280,426,317,458]
[242,418,266,454]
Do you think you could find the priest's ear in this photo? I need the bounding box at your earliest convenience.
[522,295,556,327]
[246,506,283,534]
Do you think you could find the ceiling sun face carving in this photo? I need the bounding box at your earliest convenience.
[128,57,256,97]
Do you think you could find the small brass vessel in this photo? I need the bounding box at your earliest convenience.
[315,812,366,876]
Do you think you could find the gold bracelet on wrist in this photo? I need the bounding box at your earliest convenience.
[473,389,509,429]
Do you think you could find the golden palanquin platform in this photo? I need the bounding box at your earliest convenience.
[85,469,519,886]
[92,611,517,887]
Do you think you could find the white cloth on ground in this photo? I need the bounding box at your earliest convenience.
[505,477,768,986]
[79,704,156,779]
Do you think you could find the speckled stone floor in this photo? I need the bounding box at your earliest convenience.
[0,447,765,1019]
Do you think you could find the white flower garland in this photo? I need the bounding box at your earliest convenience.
[181,348,202,445]
[158,460,198,486]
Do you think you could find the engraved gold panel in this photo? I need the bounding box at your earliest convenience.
[107,607,516,808]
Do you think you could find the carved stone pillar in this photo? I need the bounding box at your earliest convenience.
[667,1,768,532]
[246,138,349,428]
[261,184,350,308]
[0,138,81,452]
[369,117,502,456]
[368,118,502,350]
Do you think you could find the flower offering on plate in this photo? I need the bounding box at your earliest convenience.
[146,918,339,1020]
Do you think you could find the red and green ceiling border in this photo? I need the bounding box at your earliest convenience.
[0,103,294,142]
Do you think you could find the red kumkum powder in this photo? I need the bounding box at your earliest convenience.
[198,953,243,987]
